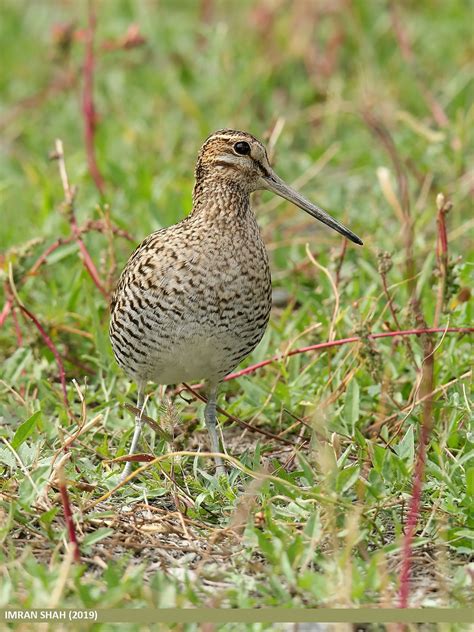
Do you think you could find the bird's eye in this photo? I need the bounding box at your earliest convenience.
[233,141,251,156]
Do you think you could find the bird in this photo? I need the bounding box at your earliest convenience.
[109,129,362,479]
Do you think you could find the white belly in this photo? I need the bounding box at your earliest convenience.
[147,334,240,385]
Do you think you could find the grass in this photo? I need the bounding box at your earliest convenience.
[0,0,473,628]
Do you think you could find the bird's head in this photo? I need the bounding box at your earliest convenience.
[195,129,362,245]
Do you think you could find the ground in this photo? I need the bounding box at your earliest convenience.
[0,1,472,629]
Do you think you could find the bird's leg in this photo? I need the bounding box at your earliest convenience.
[204,385,225,475]
[121,386,145,481]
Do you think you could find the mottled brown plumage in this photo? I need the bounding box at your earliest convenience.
[110,129,362,478]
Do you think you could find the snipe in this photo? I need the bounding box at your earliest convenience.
[110,129,362,479]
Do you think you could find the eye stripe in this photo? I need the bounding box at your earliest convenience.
[258,164,271,178]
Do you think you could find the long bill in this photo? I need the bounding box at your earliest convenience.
[263,170,363,246]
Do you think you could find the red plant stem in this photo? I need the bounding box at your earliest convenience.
[398,341,435,607]
[26,220,133,280]
[222,327,473,382]
[0,295,13,328]
[434,196,450,328]
[82,1,105,195]
[19,305,69,409]
[78,239,107,296]
[437,208,448,260]
[181,382,297,447]
[70,215,108,298]
[11,306,23,346]
[53,138,108,298]
[381,274,403,333]
[398,408,429,607]
[1,284,22,344]
[57,464,81,562]
[380,273,416,365]
[19,228,106,298]
[27,237,73,277]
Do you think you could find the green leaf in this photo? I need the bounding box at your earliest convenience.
[39,507,59,528]
[344,379,360,435]
[280,550,296,584]
[0,502,14,543]
[354,427,367,448]
[82,528,114,548]
[372,444,386,472]
[296,453,316,484]
[396,426,415,465]
[466,467,474,499]
[11,411,41,450]
[336,464,360,493]
[0,447,16,469]
[255,529,274,560]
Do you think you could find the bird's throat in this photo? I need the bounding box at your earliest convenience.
[191,177,252,223]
